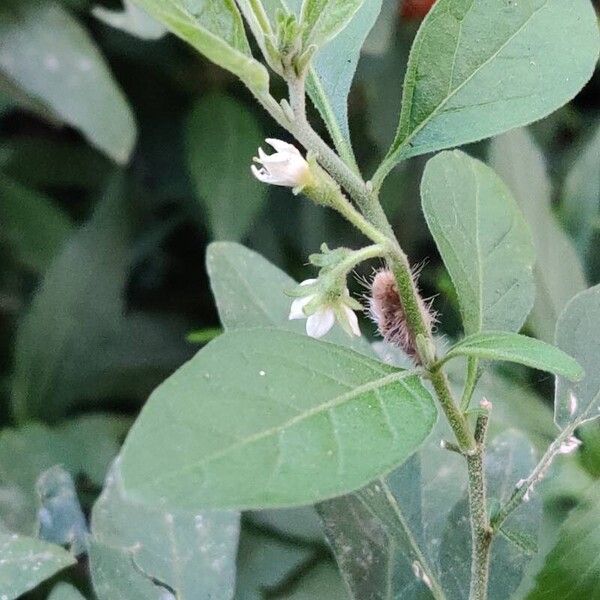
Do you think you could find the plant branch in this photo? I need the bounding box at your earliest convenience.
[491,422,578,532]
[280,68,495,600]
[286,76,394,236]
[329,244,389,279]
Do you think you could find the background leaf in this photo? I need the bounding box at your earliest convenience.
[119,328,437,510]
[10,181,191,423]
[490,128,587,342]
[36,466,88,555]
[0,177,74,273]
[48,583,87,600]
[300,0,364,48]
[0,532,75,600]
[206,241,373,354]
[275,561,347,599]
[307,0,383,163]
[128,0,269,92]
[92,0,166,40]
[562,124,600,279]
[235,528,314,599]
[186,94,267,241]
[524,480,600,600]
[0,415,127,535]
[89,541,165,600]
[91,460,239,599]
[0,3,136,163]
[421,150,535,335]
[378,0,600,178]
[555,284,600,428]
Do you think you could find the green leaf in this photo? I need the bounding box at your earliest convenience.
[274,561,347,599]
[92,461,239,599]
[490,128,587,343]
[128,0,268,92]
[119,328,437,510]
[439,431,541,600]
[0,137,112,190]
[0,416,127,534]
[207,241,300,330]
[443,332,583,381]
[524,481,600,600]
[206,241,374,355]
[306,0,383,164]
[300,0,364,49]
[248,507,323,544]
[0,177,74,273]
[186,94,267,241]
[92,0,166,40]
[421,150,535,335]
[0,532,75,600]
[11,181,191,422]
[89,541,165,600]
[319,462,436,600]
[376,0,600,183]
[562,123,600,271]
[36,466,88,555]
[235,528,313,599]
[0,3,136,163]
[555,285,600,428]
[48,583,87,600]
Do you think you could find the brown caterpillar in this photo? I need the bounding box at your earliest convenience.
[367,268,436,362]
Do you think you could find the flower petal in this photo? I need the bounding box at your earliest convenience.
[306,309,335,338]
[343,305,361,337]
[289,295,314,320]
[251,165,274,184]
[299,278,318,287]
[266,138,300,155]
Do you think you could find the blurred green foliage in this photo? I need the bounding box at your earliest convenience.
[0,0,599,597]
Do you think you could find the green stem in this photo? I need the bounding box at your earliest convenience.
[429,367,477,454]
[286,77,394,236]
[275,72,491,598]
[330,244,389,278]
[467,406,493,600]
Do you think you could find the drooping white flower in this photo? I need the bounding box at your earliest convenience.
[289,279,361,339]
[251,138,313,191]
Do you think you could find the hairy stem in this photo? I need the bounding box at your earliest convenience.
[330,244,389,279]
[286,77,394,236]
[467,407,493,600]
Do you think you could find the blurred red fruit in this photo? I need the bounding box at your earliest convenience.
[401,0,437,20]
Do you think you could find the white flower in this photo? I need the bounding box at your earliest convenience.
[251,138,313,191]
[289,279,361,339]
